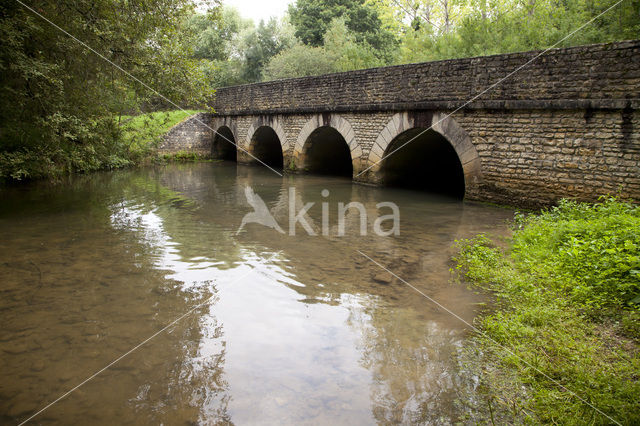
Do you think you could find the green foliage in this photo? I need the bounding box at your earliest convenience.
[186,7,251,62]
[242,18,296,82]
[189,6,296,86]
[259,0,639,81]
[395,0,640,64]
[453,198,640,423]
[120,110,202,161]
[159,150,210,162]
[0,0,216,182]
[204,58,248,88]
[514,198,640,308]
[263,44,338,80]
[323,18,386,71]
[263,17,387,80]
[202,0,638,84]
[288,0,397,52]
[263,17,386,80]
[186,6,258,87]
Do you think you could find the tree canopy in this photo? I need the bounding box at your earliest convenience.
[0,0,216,180]
[242,18,296,82]
[288,0,397,52]
[390,0,640,63]
[182,0,640,85]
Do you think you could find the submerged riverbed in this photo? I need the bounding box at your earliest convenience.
[0,162,514,424]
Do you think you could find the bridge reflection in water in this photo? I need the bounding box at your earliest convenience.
[0,163,513,423]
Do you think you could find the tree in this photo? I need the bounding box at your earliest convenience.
[263,44,337,80]
[186,8,299,86]
[242,18,296,82]
[0,0,215,180]
[323,18,384,71]
[288,0,397,55]
[263,17,386,81]
[393,0,640,64]
[186,7,252,61]
[186,6,254,87]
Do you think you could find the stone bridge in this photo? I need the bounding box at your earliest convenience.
[160,40,640,206]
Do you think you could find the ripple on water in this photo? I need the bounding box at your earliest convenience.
[0,162,513,424]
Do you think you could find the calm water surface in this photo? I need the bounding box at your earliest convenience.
[0,163,513,424]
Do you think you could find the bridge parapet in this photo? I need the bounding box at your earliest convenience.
[211,41,639,115]
[162,41,640,206]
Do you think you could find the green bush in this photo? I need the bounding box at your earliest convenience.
[159,150,208,162]
[453,198,640,424]
[513,198,640,309]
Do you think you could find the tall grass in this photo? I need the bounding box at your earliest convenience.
[454,198,639,424]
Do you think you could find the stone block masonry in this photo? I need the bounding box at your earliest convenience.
[158,112,214,156]
[162,41,639,207]
[211,40,640,115]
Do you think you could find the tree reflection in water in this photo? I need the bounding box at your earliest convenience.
[0,162,512,424]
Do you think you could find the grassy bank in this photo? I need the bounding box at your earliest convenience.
[121,109,213,164]
[119,110,202,161]
[0,110,202,182]
[454,198,639,424]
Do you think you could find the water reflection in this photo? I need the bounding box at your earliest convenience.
[0,162,513,424]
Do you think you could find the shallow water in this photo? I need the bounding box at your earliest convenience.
[0,162,513,424]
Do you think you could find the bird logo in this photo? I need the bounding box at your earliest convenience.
[236,186,285,235]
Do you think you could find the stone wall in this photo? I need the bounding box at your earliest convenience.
[211,41,640,115]
[455,108,639,206]
[158,112,214,156]
[210,108,640,207]
[160,41,640,206]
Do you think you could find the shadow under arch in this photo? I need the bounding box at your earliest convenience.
[301,126,353,177]
[249,126,284,169]
[381,128,465,198]
[366,112,483,199]
[212,126,237,162]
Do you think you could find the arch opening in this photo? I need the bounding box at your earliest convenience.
[303,126,352,177]
[381,128,465,198]
[251,126,284,169]
[212,126,237,161]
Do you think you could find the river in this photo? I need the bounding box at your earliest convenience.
[0,162,514,424]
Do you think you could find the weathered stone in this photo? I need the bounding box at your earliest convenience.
[157,112,213,156]
[161,41,639,207]
[372,272,392,285]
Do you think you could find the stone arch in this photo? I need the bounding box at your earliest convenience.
[238,116,288,167]
[248,126,285,169]
[245,116,288,152]
[366,112,482,195]
[212,117,238,141]
[293,114,361,175]
[211,120,238,161]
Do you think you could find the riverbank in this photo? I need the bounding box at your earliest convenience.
[121,110,212,164]
[453,198,640,424]
[0,110,203,182]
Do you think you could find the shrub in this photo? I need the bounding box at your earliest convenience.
[453,198,640,424]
